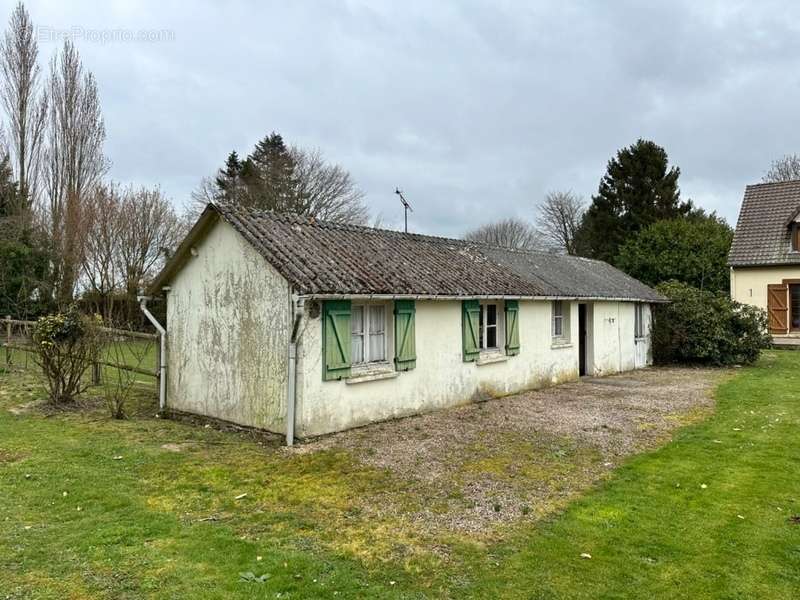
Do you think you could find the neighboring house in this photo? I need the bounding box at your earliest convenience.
[729,180,800,341]
[148,203,665,443]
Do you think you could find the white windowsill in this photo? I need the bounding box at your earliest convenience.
[345,364,399,385]
[476,352,508,366]
[551,340,573,349]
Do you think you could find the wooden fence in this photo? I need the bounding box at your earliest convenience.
[3,316,160,385]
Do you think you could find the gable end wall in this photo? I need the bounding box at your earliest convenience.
[166,219,290,432]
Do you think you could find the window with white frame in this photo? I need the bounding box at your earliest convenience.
[351,303,387,365]
[478,300,504,351]
[552,300,570,342]
[634,303,646,338]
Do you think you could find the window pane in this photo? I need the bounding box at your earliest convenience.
[553,301,562,317]
[351,334,364,364]
[554,316,563,337]
[487,325,497,348]
[351,306,363,334]
[368,305,385,334]
[486,304,497,326]
[369,332,385,361]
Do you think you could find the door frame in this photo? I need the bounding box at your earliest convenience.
[578,303,590,376]
[779,279,800,333]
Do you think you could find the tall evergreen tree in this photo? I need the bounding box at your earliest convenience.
[0,153,19,219]
[0,154,50,317]
[575,139,691,263]
[215,151,243,199]
[195,131,368,224]
[245,132,299,212]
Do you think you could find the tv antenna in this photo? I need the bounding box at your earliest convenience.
[395,188,413,233]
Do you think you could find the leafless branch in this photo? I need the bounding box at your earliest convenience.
[43,39,108,304]
[0,1,47,212]
[762,154,800,183]
[464,217,541,250]
[535,190,585,255]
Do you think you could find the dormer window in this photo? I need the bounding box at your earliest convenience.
[793,223,800,252]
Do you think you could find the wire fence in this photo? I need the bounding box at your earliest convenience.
[2,316,160,388]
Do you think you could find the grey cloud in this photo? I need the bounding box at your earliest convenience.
[25,0,800,235]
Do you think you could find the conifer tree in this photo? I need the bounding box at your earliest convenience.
[575,139,691,263]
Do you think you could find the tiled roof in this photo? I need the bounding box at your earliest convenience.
[153,203,666,302]
[729,180,800,267]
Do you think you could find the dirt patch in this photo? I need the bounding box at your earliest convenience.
[299,367,727,536]
[160,442,197,453]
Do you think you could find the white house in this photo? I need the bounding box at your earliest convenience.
[147,203,665,443]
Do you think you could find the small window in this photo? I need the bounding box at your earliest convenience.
[634,303,646,338]
[793,224,800,252]
[552,300,569,342]
[351,304,386,364]
[478,301,503,350]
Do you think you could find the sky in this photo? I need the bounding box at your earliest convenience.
[22,0,800,236]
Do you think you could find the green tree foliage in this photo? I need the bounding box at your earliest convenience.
[215,133,300,212]
[0,237,51,317]
[0,153,20,218]
[198,131,368,224]
[575,139,692,263]
[653,281,770,366]
[32,306,101,404]
[0,152,51,318]
[616,214,734,294]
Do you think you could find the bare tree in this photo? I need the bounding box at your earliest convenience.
[762,154,800,183]
[464,217,541,250]
[535,190,585,255]
[185,175,219,220]
[290,147,369,224]
[43,39,108,305]
[81,183,124,317]
[0,1,47,212]
[189,141,370,225]
[117,185,183,310]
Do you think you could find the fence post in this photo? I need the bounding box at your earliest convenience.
[91,361,101,385]
[4,315,10,368]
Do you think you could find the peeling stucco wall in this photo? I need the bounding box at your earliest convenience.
[166,219,290,432]
[589,301,651,376]
[295,299,584,438]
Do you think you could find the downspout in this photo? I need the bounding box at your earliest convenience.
[286,296,305,446]
[139,295,167,412]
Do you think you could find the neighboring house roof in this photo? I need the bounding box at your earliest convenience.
[729,180,800,267]
[150,202,666,302]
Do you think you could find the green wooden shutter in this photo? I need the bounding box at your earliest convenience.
[322,300,351,381]
[505,300,520,356]
[394,299,416,371]
[462,299,480,362]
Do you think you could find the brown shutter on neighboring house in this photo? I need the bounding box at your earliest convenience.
[767,284,789,334]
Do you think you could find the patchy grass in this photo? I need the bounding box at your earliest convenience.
[1,353,799,598]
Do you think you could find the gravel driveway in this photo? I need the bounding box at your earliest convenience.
[298,367,727,536]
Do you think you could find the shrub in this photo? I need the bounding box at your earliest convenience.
[653,281,770,366]
[616,215,733,295]
[32,306,101,404]
[99,332,155,419]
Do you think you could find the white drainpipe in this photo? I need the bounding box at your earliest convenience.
[139,295,167,412]
[286,297,305,446]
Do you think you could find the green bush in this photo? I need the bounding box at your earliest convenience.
[32,306,102,404]
[616,215,733,294]
[653,281,770,365]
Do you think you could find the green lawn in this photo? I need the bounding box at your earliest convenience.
[1,352,799,598]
